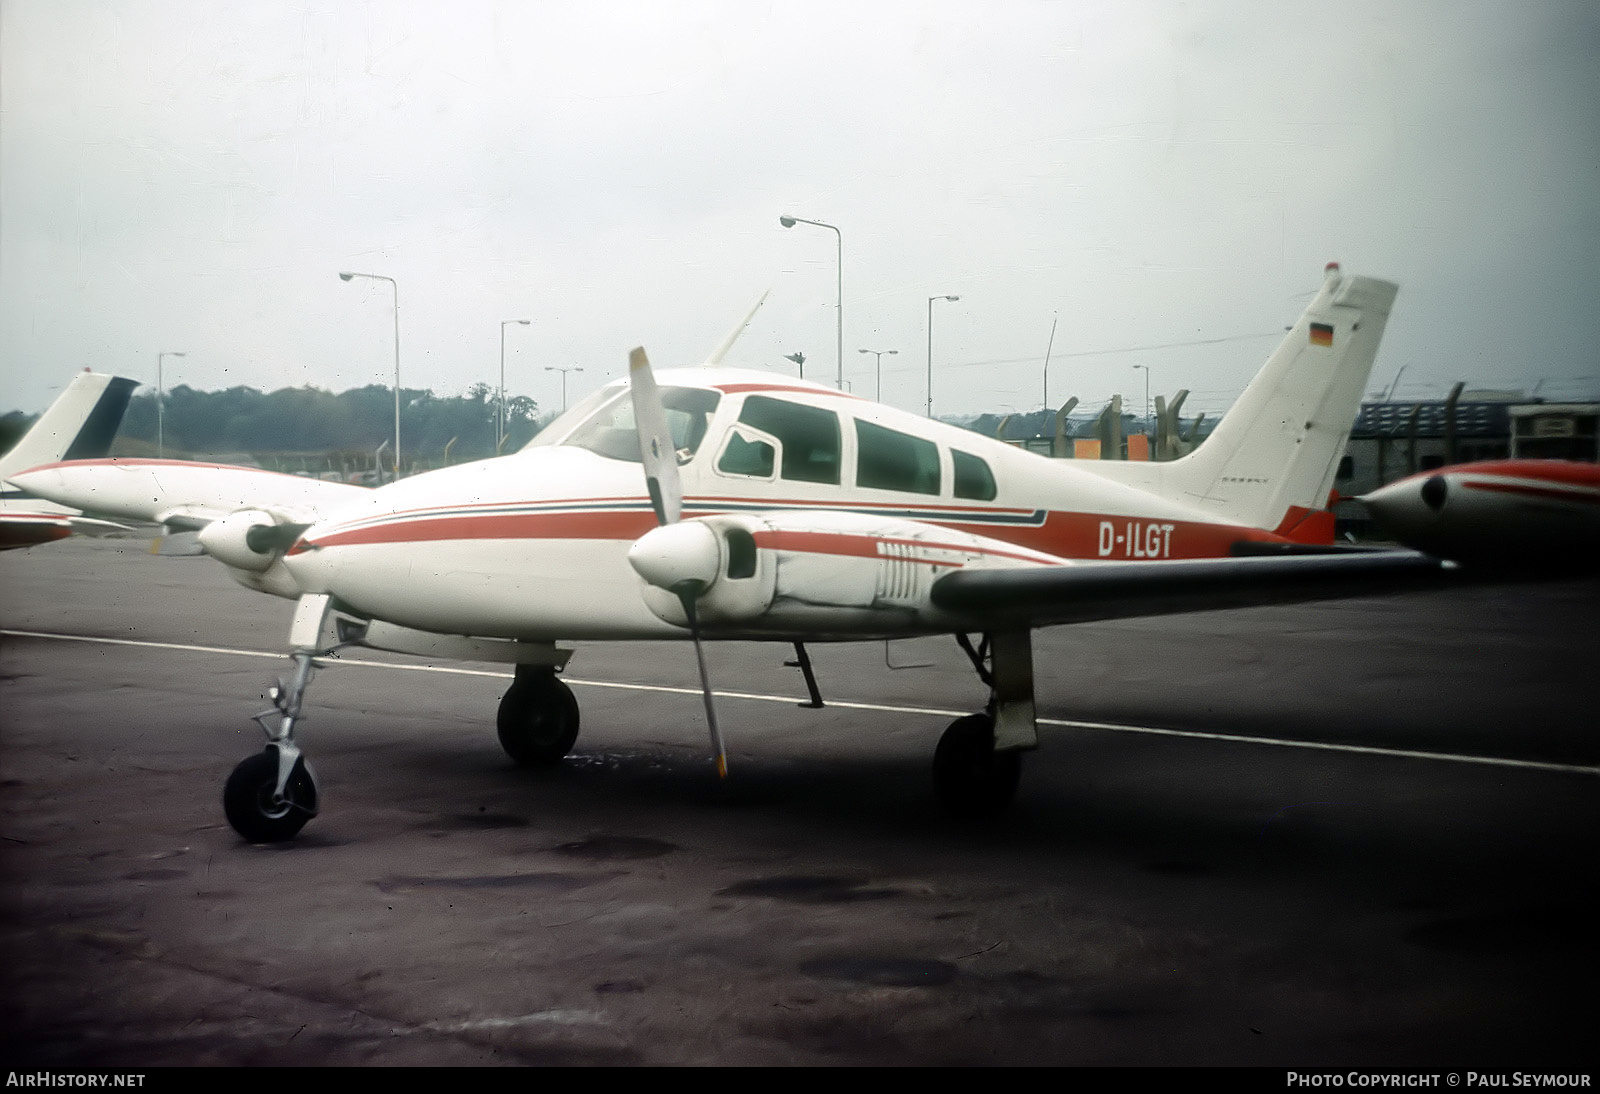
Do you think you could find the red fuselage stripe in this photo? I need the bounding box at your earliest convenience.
[302,505,1280,561]
[1462,480,1600,506]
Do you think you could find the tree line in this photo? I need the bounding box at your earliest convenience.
[1,382,547,472]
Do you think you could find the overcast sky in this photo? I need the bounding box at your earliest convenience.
[3,0,1597,424]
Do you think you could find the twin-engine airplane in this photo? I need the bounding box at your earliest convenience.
[0,370,138,549]
[12,264,1452,843]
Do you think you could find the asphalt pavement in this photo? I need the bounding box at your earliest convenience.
[1,536,1595,1066]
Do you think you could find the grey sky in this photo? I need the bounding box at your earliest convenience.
[3,0,1597,423]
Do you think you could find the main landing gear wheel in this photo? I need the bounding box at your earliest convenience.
[223,749,318,843]
[933,713,1022,820]
[497,666,580,767]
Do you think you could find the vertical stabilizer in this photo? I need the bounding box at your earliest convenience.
[2,371,139,477]
[1157,265,1397,532]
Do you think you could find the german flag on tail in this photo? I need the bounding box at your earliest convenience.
[1309,322,1334,347]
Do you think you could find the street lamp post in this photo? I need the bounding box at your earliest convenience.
[545,366,583,411]
[1132,364,1151,432]
[156,351,186,459]
[857,348,897,402]
[779,215,842,391]
[339,271,400,479]
[926,295,960,418]
[500,319,531,450]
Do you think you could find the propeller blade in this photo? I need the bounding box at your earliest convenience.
[628,347,682,526]
[628,346,728,776]
[678,589,729,779]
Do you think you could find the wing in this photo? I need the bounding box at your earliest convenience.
[624,507,1454,638]
[7,459,368,531]
[929,547,1452,630]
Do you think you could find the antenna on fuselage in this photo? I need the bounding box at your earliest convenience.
[704,290,770,366]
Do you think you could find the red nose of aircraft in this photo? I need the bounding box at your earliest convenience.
[1361,460,1600,571]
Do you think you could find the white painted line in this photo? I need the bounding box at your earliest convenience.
[5,628,1596,777]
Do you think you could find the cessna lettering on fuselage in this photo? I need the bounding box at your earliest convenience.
[14,264,1456,843]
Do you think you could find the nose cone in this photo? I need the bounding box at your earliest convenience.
[1361,476,1442,535]
[628,521,721,593]
[1361,474,1468,562]
[7,466,69,503]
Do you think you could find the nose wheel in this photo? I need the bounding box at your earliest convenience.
[224,634,324,843]
[223,747,318,843]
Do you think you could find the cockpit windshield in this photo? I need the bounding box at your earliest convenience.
[524,385,721,464]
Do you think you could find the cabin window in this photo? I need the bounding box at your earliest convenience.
[561,388,720,463]
[1336,455,1354,481]
[717,428,776,478]
[737,396,840,485]
[856,419,940,495]
[952,450,997,501]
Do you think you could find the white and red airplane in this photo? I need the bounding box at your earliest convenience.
[1362,458,1600,571]
[0,370,139,550]
[12,264,1448,842]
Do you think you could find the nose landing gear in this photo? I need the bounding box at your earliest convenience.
[223,647,322,843]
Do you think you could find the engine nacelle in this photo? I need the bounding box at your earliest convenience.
[197,508,286,573]
[629,510,1062,637]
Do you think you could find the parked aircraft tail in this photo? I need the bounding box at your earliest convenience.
[1,371,139,477]
[1,370,140,549]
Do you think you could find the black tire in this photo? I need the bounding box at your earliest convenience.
[933,713,1022,819]
[223,749,317,842]
[497,670,580,766]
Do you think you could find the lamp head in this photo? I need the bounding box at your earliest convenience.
[338,272,354,282]
[779,216,796,228]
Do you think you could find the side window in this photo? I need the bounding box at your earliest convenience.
[717,428,776,478]
[738,396,841,485]
[856,419,940,495]
[952,450,997,501]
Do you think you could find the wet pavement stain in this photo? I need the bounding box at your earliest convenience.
[1142,859,1214,876]
[800,956,957,988]
[372,872,618,894]
[553,835,677,860]
[436,811,530,829]
[594,979,648,994]
[718,875,902,904]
